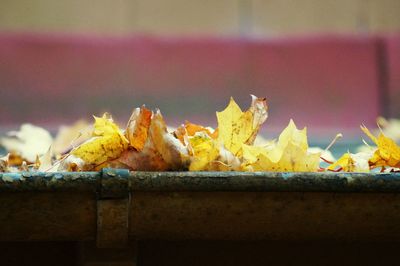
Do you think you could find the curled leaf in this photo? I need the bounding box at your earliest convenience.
[115,144,169,171]
[114,110,188,171]
[126,106,152,151]
[149,110,189,170]
[175,121,218,145]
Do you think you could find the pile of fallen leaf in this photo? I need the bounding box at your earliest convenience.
[1,95,400,173]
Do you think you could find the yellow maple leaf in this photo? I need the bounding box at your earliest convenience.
[216,95,268,155]
[361,125,400,168]
[241,144,269,171]
[327,152,370,172]
[327,153,353,172]
[242,120,320,172]
[278,119,308,151]
[71,113,129,168]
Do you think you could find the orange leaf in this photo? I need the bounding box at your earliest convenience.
[175,121,218,145]
[125,106,152,151]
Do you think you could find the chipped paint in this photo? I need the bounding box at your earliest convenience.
[0,171,100,192]
[2,175,14,183]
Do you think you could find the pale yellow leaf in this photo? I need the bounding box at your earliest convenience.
[278,119,308,151]
[53,120,91,156]
[0,124,53,162]
[71,113,128,168]
[38,146,54,172]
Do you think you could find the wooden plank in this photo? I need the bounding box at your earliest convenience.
[97,199,130,248]
[0,192,96,241]
[138,240,400,266]
[131,191,400,241]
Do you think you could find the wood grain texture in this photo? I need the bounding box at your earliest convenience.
[131,191,400,241]
[0,192,96,241]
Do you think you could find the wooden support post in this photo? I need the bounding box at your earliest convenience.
[97,198,130,248]
[97,168,131,248]
[79,168,137,265]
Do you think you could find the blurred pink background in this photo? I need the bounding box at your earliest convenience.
[0,1,399,140]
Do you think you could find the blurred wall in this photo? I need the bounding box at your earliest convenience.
[0,0,399,36]
[0,0,399,138]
